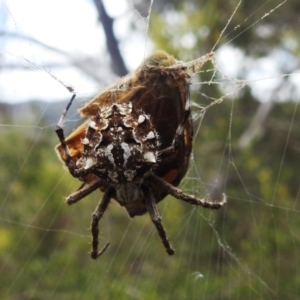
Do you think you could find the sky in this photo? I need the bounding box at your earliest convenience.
[1,0,299,104]
[0,0,148,103]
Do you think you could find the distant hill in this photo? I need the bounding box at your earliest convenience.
[0,97,88,131]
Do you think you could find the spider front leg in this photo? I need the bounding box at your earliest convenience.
[143,185,175,255]
[90,186,115,259]
[147,173,227,209]
[66,180,104,205]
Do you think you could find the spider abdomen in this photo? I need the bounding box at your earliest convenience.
[76,102,159,184]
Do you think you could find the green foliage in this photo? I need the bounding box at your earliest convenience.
[1,95,299,299]
[150,0,300,57]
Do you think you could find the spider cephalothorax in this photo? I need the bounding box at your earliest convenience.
[55,50,226,259]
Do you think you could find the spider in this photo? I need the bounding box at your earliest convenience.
[55,50,226,259]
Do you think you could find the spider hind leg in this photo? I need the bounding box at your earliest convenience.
[55,93,77,175]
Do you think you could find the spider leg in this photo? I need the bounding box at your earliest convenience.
[57,93,76,129]
[66,180,104,205]
[143,185,175,255]
[160,108,190,157]
[55,94,77,175]
[90,186,115,259]
[147,173,227,209]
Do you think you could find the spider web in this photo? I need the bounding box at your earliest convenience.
[1,0,300,299]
